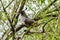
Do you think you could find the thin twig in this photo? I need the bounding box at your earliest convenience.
[0,0,15,40]
[0,0,12,26]
[5,0,14,9]
[42,17,56,33]
[13,0,26,27]
[34,9,58,21]
[34,0,57,21]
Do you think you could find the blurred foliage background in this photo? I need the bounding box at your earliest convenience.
[0,0,60,40]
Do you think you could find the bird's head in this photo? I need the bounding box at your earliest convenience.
[20,10,28,18]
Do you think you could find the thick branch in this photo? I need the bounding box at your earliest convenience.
[16,25,25,32]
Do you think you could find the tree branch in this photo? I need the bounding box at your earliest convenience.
[1,0,15,40]
[5,0,14,9]
[16,24,25,32]
[34,0,57,21]
[0,0,12,26]
[34,9,58,21]
[13,0,26,27]
[42,17,56,33]
[39,0,57,13]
